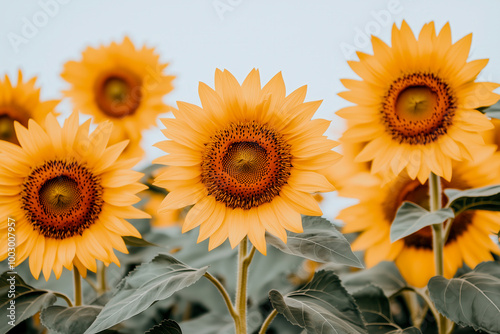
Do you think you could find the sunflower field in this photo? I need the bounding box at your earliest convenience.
[1,2,500,334]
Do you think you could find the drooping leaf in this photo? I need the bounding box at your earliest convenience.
[269,270,367,334]
[428,261,500,334]
[0,272,57,333]
[123,235,161,248]
[353,285,421,334]
[40,305,102,334]
[342,262,407,297]
[84,254,208,334]
[390,202,454,242]
[146,319,182,334]
[266,216,363,268]
[445,185,500,215]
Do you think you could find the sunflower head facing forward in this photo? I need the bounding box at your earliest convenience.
[0,112,150,280]
[0,71,59,145]
[61,36,175,157]
[338,21,499,183]
[154,69,340,254]
[339,158,500,287]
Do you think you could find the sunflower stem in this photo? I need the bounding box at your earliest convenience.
[53,292,73,307]
[411,287,441,330]
[73,267,83,306]
[83,276,99,292]
[204,272,238,321]
[442,218,454,243]
[97,261,107,295]
[259,309,278,334]
[429,172,446,334]
[402,290,421,327]
[235,237,251,334]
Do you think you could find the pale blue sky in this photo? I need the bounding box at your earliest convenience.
[1,0,500,218]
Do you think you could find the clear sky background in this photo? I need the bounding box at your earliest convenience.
[1,0,500,219]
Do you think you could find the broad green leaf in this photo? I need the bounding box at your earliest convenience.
[146,319,182,334]
[428,261,500,334]
[84,254,208,334]
[248,246,303,303]
[269,270,367,334]
[180,313,234,334]
[123,235,161,248]
[0,272,57,333]
[353,285,421,334]
[266,216,363,268]
[445,185,500,215]
[342,262,407,297]
[390,202,454,242]
[179,310,262,334]
[40,305,102,334]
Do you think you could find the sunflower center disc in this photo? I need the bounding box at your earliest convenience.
[22,160,103,239]
[39,176,81,214]
[223,142,268,184]
[95,71,142,118]
[105,78,130,102]
[393,179,471,249]
[396,86,437,119]
[202,122,292,210]
[383,73,456,144]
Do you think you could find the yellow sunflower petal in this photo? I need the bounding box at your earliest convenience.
[154,69,336,253]
[338,21,499,182]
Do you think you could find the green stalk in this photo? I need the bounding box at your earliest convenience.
[234,237,256,334]
[73,267,82,306]
[259,309,278,334]
[97,261,107,295]
[235,237,248,334]
[53,292,73,307]
[204,272,238,321]
[429,172,446,334]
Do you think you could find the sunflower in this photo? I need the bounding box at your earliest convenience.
[338,158,500,287]
[0,71,59,145]
[338,21,500,183]
[142,191,184,228]
[0,112,149,280]
[153,69,340,254]
[322,131,376,198]
[61,36,175,158]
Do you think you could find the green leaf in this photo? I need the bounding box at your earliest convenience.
[394,328,422,334]
[342,262,407,297]
[353,285,421,334]
[445,185,500,215]
[84,254,208,334]
[428,261,500,334]
[481,101,500,119]
[390,202,454,242]
[0,272,57,333]
[146,319,182,334]
[123,235,160,248]
[266,216,363,268]
[269,270,367,334]
[40,305,102,334]
[180,313,234,334]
